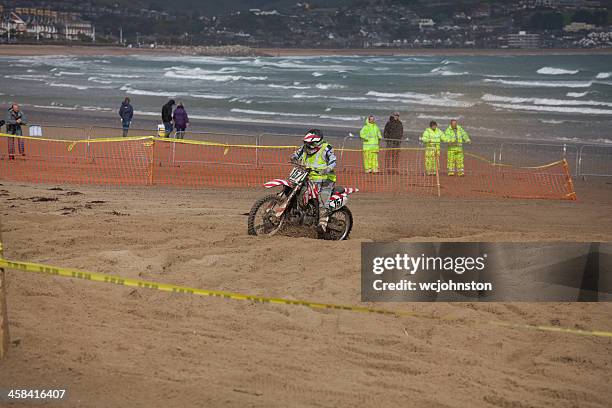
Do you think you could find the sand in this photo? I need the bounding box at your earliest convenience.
[0,178,611,407]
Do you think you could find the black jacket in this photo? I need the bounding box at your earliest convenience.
[119,101,133,121]
[161,100,175,123]
[383,116,403,146]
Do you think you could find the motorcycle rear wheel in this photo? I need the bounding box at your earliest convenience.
[247,194,286,236]
[321,207,353,240]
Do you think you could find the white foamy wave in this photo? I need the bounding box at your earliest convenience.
[47,82,91,90]
[4,74,47,82]
[490,103,612,115]
[120,85,228,100]
[231,108,318,118]
[539,119,566,124]
[87,76,113,84]
[430,67,468,76]
[81,106,113,112]
[482,94,612,108]
[99,73,143,79]
[366,91,473,107]
[566,91,588,98]
[417,114,463,121]
[596,72,611,79]
[120,85,172,97]
[268,84,311,90]
[190,93,229,100]
[29,104,78,111]
[164,68,267,82]
[319,114,361,121]
[291,93,369,101]
[312,72,324,77]
[315,83,346,90]
[537,67,579,75]
[54,71,85,76]
[483,78,592,88]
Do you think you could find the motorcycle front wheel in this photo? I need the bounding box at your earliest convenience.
[247,194,286,236]
[322,207,353,241]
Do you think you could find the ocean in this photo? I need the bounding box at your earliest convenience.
[1,53,611,144]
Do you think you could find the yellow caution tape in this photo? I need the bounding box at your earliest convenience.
[0,257,610,338]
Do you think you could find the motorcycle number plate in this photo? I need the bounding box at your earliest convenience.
[288,167,308,184]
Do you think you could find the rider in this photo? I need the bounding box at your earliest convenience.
[290,129,337,233]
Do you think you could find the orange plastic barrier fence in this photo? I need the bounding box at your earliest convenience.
[0,134,576,200]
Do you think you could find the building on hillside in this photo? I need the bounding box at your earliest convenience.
[508,31,542,48]
[564,22,596,32]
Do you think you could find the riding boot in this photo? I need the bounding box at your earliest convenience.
[317,208,329,234]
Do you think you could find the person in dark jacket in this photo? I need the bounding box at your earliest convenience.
[5,103,27,159]
[383,112,403,173]
[161,99,175,137]
[172,102,189,139]
[118,97,134,137]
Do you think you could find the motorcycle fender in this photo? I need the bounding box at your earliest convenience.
[328,188,357,210]
[264,179,291,188]
[328,194,348,210]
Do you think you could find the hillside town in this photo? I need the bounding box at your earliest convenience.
[0,0,611,49]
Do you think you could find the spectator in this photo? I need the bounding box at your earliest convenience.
[5,103,27,160]
[161,99,175,137]
[359,115,382,174]
[172,102,189,139]
[118,97,134,137]
[383,111,403,174]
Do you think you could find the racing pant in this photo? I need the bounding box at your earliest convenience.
[313,179,334,228]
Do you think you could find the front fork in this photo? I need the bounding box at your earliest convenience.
[273,183,302,218]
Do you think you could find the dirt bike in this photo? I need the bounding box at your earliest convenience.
[247,164,358,240]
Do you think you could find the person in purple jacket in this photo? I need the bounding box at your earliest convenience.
[172,102,189,139]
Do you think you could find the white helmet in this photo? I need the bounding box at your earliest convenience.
[303,129,324,154]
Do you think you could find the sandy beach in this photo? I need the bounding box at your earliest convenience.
[0,179,611,407]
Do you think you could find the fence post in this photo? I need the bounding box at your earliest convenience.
[562,159,577,201]
[577,145,584,177]
[149,137,155,185]
[435,148,441,198]
[86,126,93,162]
[256,134,262,169]
[0,237,9,360]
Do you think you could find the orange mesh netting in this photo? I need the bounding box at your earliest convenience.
[0,134,576,200]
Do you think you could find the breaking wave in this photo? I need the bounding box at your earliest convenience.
[164,67,267,82]
[120,85,228,99]
[267,84,311,90]
[536,67,579,75]
[482,94,612,107]
[483,78,593,88]
[490,103,612,115]
[566,91,589,98]
[315,83,346,90]
[366,91,473,107]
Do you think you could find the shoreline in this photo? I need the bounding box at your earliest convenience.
[1,44,612,57]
